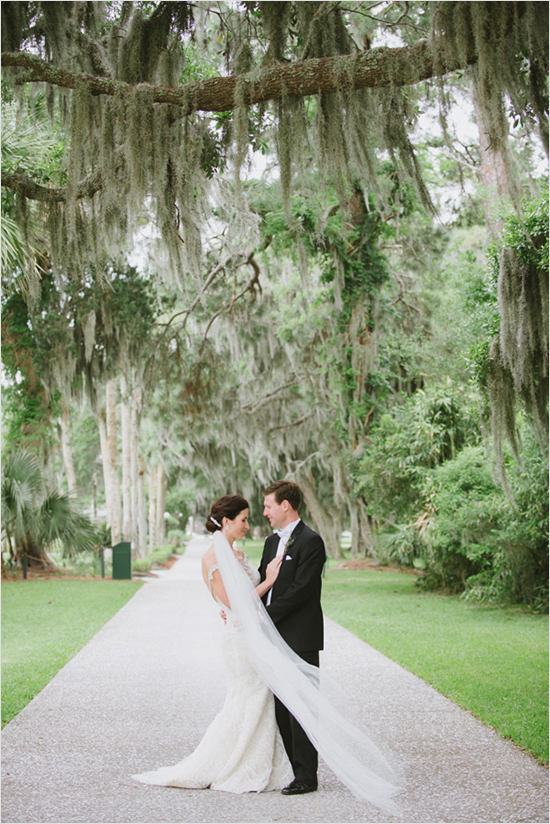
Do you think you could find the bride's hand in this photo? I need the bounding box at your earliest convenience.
[265,555,283,586]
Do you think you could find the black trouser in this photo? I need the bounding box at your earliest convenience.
[274,649,319,785]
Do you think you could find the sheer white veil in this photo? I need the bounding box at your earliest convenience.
[212,530,405,814]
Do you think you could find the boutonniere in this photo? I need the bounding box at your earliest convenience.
[283,537,295,561]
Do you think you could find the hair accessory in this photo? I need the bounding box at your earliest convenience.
[209,515,221,528]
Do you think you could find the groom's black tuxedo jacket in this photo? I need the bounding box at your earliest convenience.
[259,520,326,654]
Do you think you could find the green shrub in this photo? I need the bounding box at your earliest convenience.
[166,528,186,548]
[418,446,504,593]
[132,558,151,573]
[371,523,423,568]
[416,434,548,609]
[353,385,480,525]
[133,545,174,573]
[485,428,548,609]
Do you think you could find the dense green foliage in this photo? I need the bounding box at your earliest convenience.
[0,97,63,278]
[418,433,548,608]
[350,193,549,609]
[354,386,481,527]
[132,545,176,573]
[322,567,549,763]
[2,263,157,422]
[470,190,549,469]
[1,579,142,727]
[1,291,58,456]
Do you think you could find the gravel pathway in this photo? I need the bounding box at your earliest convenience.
[2,536,547,824]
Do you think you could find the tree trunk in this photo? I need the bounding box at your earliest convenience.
[60,403,77,498]
[120,374,132,542]
[91,468,97,520]
[155,461,167,546]
[299,470,343,560]
[148,468,156,554]
[349,498,360,561]
[98,407,111,529]
[105,378,121,545]
[20,538,57,570]
[131,384,144,554]
[4,528,16,570]
[348,497,375,559]
[360,507,375,559]
[137,456,148,558]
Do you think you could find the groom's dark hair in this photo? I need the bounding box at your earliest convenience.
[263,480,301,511]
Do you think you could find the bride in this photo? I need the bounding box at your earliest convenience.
[133,495,293,793]
[134,494,403,813]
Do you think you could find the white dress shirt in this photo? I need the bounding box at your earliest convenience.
[266,518,301,606]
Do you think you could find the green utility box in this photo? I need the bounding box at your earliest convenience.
[112,542,132,579]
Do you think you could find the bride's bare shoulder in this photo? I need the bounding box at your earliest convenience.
[201,544,216,572]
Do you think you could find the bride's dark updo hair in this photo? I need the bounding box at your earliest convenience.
[205,495,249,533]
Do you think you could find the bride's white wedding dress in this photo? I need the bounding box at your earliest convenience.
[133,553,293,794]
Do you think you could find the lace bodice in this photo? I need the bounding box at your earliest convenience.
[206,551,260,607]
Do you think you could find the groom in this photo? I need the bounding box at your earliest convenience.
[259,479,327,796]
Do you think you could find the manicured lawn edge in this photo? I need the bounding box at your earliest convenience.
[322,566,548,765]
[2,579,143,727]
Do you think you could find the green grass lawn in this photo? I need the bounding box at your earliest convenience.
[322,566,549,764]
[1,579,142,727]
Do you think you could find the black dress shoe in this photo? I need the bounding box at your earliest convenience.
[281,779,318,795]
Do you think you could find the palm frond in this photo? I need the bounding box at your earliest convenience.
[2,452,96,561]
[1,214,25,271]
[39,492,97,557]
[1,452,44,544]
[1,103,58,174]
[2,452,41,512]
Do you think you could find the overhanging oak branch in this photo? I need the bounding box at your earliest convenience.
[1,37,477,203]
[1,170,102,202]
[2,38,475,116]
